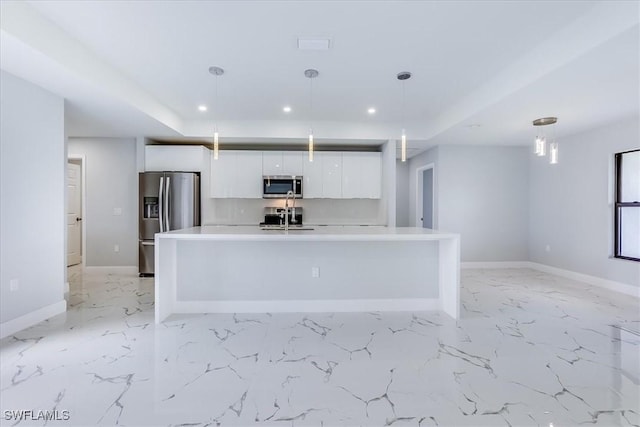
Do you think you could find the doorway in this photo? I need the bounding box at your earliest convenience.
[416,163,435,229]
[67,156,85,267]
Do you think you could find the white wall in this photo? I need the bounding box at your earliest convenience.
[382,140,396,227]
[67,138,137,267]
[1,71,65,325]
[396,160,414,227]
[438,145,529,262]
[396,160,410,226]
[409,145,529,262]
[529,117,640,287]
[409,146,439,227]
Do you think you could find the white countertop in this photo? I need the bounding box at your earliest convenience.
[156,226,459,241]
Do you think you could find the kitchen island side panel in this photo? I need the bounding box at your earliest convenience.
[175,240,439,301]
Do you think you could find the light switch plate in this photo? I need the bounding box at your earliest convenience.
[113,208,122,216]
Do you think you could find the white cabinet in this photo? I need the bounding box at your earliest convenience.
[145,145,207,171]
[303,152,342,199]
[234,151,263,198]
[322,153,343,198]
[282,152,304,176]
[302,154,323,198]
[263,151,304,176]
[210,151,262,198]
[341,153,360,199]
[342,152,381,199]
[210,150,235,198]
[210,149,380,199]
[262,152,283,176]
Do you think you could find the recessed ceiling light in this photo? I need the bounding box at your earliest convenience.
[283,106,292,113]
[466,123,481,128]
[198,105,207,112]
[367,107,376,114]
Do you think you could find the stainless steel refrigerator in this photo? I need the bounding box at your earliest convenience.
[139,172,200,276]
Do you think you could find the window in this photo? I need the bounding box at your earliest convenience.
[615,149,640,261]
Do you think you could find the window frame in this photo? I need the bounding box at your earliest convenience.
[614,149,640,262]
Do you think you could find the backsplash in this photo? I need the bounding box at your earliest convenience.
[201,198,385,225]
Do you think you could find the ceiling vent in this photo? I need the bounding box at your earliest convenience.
[297,37,331,50]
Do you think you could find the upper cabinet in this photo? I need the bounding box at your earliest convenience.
[263,151,304,176]
[322,153,343,198]
[302,153,323,198]
[145,145,208,172]
[210,150,262,198]
[342,152,382,199]
[302,151,382,199]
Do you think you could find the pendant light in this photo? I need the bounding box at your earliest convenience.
[305,69,319,162]
[397,71,412,162]
[209,66,224,160]
[549,142,558,164]
[532,117,558,164]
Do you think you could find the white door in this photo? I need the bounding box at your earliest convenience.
[67,162,82,266]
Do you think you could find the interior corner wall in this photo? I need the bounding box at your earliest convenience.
[382,140,397,226]
[438,145,529,262]
[67,138,137,267]
[409,145,529,262]
[396,160,410,226]
[408,146,439,228]
[0,70,65,325]
[529,116,640,287]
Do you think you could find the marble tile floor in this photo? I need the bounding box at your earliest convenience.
[0,266,638,427]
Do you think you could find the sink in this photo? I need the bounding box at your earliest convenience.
[260,227,315,231]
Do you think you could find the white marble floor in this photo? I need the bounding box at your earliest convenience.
[0,267,638,426]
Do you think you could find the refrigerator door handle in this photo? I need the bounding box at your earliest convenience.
[165,176,171,231]
[158,176,164,232]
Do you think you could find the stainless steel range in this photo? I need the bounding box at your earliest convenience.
[259,207,303,228]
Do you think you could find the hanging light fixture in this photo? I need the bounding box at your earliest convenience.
[305,69,319,162]
[532,117,558,164]
[208,66,225,160]
[549,141,559,164]
[397,71,412,162]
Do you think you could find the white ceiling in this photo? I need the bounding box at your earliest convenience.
[1,1,638,158]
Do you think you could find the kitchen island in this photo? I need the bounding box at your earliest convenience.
[154,226,460,323]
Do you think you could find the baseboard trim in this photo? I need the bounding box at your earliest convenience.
[173,298,440,314]
[83,266,138,275]
[462,261,639,298]
[0,300,67,339]
[527,262,640,298]
[461,261,531,269]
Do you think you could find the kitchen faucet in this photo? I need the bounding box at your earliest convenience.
[284,190,297,232]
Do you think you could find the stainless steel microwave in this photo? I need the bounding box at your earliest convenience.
[263,176,303,199]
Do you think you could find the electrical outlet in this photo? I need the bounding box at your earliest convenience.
[311,267,320,278]
[10,279,19,291]
[113,207,122,216]
[114,244,120,253]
